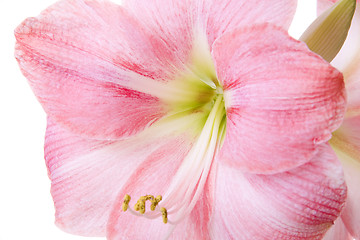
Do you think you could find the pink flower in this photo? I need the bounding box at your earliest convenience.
[318,1,360,239]
[15,0,348,239]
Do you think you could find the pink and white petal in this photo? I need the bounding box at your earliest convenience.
[335,115,360,159]
[212,24,346,174]
[45,118,155,236]
[16,0,187,82]
[205,0,297,45]
[166,192,212,240]
[331,123,360,239]
[107,158,216,240]
[339,154,360,239]
[323,218,353,240]
[209,144,347,240]
[124,0,297,49]
[122,0,196,66]
[344,55,360,115]
[45,114,202,236]
[106,136,194,239]
[15,0,190,140]
[167,166,216,240]
[318,0,360,116]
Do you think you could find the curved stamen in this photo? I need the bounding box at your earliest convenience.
[122,194,168,224]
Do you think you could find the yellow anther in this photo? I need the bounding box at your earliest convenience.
[150,203,157,211]
[122,194,131,212]
[134,202,140,211]
[144,195,155,201]
[160,207,168,224]
[137,200,146,214]
[150,195,163,211]
[134,195,160,213]
[127,194,167,223]
[139,196,148,201]
[155,195,162,202]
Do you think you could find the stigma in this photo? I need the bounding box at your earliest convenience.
[122,194,168,224]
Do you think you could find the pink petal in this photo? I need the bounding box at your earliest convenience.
[164,166,216,240]
[335,116,360,161]
[345,61,360,115]
[44,116,198,236]
[340,155,360,239]
[106,136,196,239]
[122,0,195,66]
[44,118,144,236]
[341,8,360,116]
[212,24,346,173]
[323,218,353,240]
[167,172,215,240]
[205,0,297,45]
[124,0,297,48]
[209,143,347,239]
[15,0,188,140]
[107,162,216,240]
[331,116,360,239]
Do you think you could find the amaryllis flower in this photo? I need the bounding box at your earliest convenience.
[15,0,348,239]
[318,1,360,239]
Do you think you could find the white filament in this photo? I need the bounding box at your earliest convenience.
[160,95,225,224]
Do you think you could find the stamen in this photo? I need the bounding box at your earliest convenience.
[151,195,162,211]
[160,207,168,224]
[122,194,131,212]
[122,194,168,224]
[134,198,146,214]
[134,195,155,214]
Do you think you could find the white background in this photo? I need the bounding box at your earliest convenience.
[0,0,316,239]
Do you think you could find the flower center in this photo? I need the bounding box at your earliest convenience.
[123,33,227,225]
[122,93,226,224]
[159,93,226,223]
